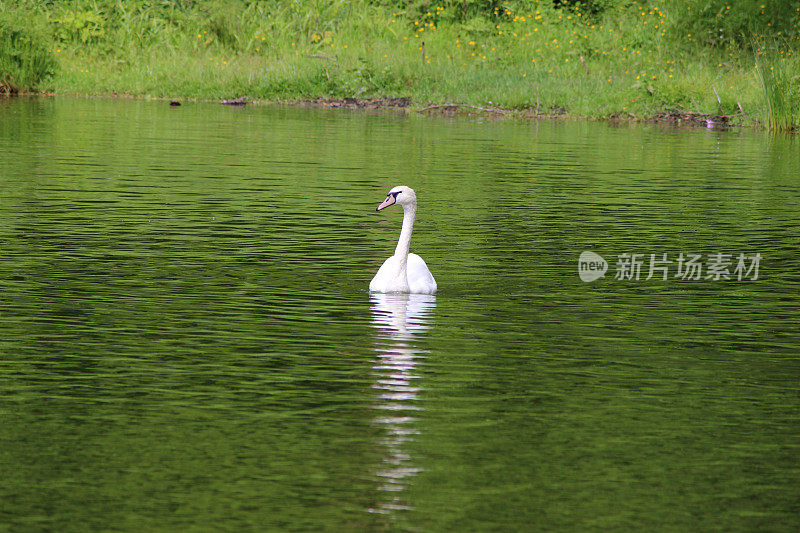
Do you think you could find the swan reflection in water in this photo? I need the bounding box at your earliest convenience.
[368,292,436,517]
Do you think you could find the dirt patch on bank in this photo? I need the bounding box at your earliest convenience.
[0,82,20,95]
[290,97,743,128]
[648,110,734,128]
[293,98,568,119]
[296,97,411,109]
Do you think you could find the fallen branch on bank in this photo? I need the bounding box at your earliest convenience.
[712,84,723,115]
[737,102,748,121]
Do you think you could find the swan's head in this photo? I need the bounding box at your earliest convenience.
[376,185,417,211]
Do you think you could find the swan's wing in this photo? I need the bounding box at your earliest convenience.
[370,255,402,292]
[407,253,437,294]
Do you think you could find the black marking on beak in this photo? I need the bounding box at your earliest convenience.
[376,190,401,211]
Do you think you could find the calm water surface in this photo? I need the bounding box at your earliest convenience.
[1,98,798,531]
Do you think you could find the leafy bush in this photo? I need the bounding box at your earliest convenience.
[54,10,106,44]
[552,0,618,17]
[662,0,800,49]
[379,0,507,23]
[204,2,246,50]
[0,11,57,94]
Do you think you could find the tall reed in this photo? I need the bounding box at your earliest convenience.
[754,50,798,131]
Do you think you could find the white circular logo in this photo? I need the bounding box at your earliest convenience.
[578,251,607,282]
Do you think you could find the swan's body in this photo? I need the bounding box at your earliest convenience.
[369,186,437,294]
[370,252,436,294]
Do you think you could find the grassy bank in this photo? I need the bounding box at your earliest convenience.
[2,1,799,129]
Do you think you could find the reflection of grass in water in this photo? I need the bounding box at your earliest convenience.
[754,47,798,132]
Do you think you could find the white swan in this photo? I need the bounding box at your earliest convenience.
[369,186,437,294]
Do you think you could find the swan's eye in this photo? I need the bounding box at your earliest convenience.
[390,191,401,198]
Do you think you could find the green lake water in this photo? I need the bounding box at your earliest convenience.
[0,97,798,531]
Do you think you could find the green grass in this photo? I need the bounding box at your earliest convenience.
[3,1,800,128]
[0,9,57,93]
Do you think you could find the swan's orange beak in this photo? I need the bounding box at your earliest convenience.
[376,195,396,211]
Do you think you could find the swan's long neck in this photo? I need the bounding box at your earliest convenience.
[394,203,416,263]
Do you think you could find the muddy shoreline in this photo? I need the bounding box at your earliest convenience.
[290,96,746,129]
[3,93,750,129]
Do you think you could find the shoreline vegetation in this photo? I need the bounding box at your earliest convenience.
[2,1,799,130]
